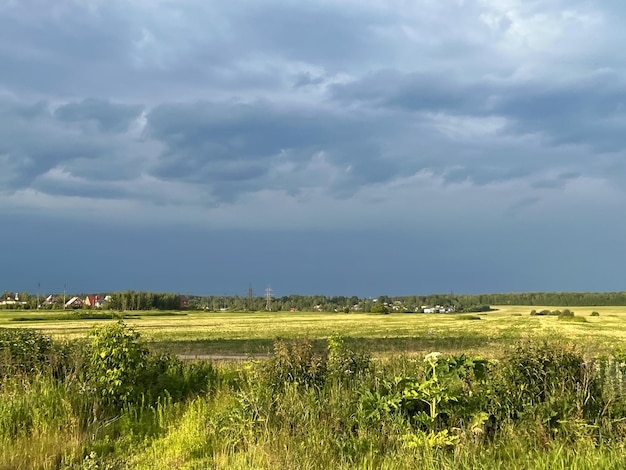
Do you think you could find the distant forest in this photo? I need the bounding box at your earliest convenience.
[4,290,626,311]
[190,291,626,312]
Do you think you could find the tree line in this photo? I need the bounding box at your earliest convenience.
[4,289,626,311]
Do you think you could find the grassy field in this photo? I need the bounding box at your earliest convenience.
[1,305,625,357]
[3,306,626,468]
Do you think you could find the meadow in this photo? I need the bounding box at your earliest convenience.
[2,306,626,469]
[1,305,625,357]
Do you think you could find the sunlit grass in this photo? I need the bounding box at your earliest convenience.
[1,305,625,357]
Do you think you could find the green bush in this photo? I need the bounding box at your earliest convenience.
[327,335,371,382]
[87,321,217,411]
[492,340,599,427]
[262,338,328,389]
[455,314,481,321]
[0,328,72,377]
[87,321,150,408]
[591,311,600,317]
[371,304,389,314]
[559,316,587,323]
[262,337,371,390]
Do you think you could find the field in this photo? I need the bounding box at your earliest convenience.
[1,305,625,357]
[3,306,626,469]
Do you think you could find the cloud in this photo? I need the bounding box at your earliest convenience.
[54,99,143,133]
[0,0,625,230]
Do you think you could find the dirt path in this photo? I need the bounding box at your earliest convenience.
[178,353,270,361]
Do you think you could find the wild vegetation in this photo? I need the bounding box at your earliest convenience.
[2,307,626,468]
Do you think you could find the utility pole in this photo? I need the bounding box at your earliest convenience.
[247,283,253,311]
[63,283,66,310]
[265,286,272,311]
[37,282,40,309]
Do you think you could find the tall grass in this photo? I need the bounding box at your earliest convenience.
[5,326,626,468]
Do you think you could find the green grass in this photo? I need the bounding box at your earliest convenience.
[3,310,626,469]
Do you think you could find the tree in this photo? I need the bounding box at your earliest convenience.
[371,303,389,314]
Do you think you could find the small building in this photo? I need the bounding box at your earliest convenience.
[180,295,189,309]
[0,293,27,307]
[65,297,84,309]
[84,295,102,308]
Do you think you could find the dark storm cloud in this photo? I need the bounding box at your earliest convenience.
[328,66,626,189]
[0,98,144,197]
[145,100,408,201]
[0,3,133,96]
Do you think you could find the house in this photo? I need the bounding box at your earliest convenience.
[289,307,298,312]
[180,295,189,309]
[65,297,84,309]
[0,293,26,307]
[43,295,56,306]
[84,295,103,308]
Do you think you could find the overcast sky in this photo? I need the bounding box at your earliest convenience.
[1,0,625,297]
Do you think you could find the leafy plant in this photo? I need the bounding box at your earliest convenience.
[88,321,149,407]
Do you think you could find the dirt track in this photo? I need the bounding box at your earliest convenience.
[178,354,270,361]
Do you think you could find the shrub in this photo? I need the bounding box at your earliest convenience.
[263,336,371,390]
[139,353,219,402]
[263,338,327,389]
[327,335,370,381]
[371,304,389,314]
[0,328,71,377]
[455,315,481,321]
[558,316,587,323]
[492,340,598,427]
[87,321,149,407]
[591,311,600,317]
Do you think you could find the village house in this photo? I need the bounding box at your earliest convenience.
[0,293,26,307]
[65,297,84,309]
[84,295,103,308]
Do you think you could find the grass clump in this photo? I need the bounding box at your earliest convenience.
[455,314,481,321]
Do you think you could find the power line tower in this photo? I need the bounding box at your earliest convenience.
[247,283,253,310]
[265,286,273,311]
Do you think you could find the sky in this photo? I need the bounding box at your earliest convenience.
[1,0,625,297]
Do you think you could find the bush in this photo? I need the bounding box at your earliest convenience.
[87,321,219,413]
[262,336,371,390]
[87,321,149,407]
[558,316,587,323]
[0,328,74,377]
[371,304,389,314]
[327,335,370,381]
[263,338,327,389]
[492,340,598,427]
[591,311,600,317]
